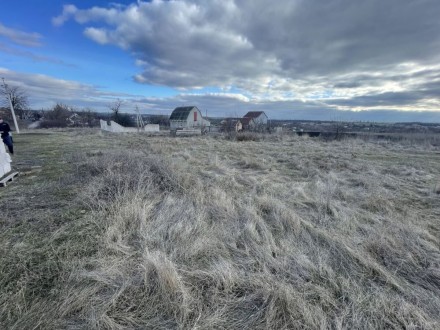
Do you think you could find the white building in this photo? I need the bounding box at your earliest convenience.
[169,106,210,131]
[243,111,268,125]
[242,111,268,130]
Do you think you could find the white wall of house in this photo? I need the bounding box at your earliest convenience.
[253,113,268,125]
[247,114,268,130]
[170,120,186,130]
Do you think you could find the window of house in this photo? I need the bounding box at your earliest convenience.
[194,111,197,121]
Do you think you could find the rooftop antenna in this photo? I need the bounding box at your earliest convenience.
[1,78,20,134]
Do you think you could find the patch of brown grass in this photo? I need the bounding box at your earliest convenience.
[1,130,440,329]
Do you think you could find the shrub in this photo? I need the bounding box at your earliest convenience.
[40,103,72,128]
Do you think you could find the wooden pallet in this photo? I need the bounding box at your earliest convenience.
[0,172,19,187]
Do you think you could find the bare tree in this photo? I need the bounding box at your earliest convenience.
[39,103,73,128]
[331,117,346,140]
[7,86,28,110]
[107,99,133,126]
[109,99,122,121]
[1,85,29,119]
[1,78,25,132]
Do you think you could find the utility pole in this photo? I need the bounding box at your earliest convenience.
[1,78,20,134]
[135,105,144,132]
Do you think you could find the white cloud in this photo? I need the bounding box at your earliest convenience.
[48,0,440,113]
[52,5,78,26]
[3,67,440,122]
[0,22,42,47]
[84,27,109,44]
[0,67,135,110]
[0,43,75,67]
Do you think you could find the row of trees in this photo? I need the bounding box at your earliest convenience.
[0,83,168,128]
[0,84,171,129]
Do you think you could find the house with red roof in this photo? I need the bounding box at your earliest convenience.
[242,111,268,130]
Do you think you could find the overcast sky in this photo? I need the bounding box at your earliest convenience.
[1,0,440,121]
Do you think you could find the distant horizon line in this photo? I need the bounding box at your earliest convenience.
[2,107,440,124]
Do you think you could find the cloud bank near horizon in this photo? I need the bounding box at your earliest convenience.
[3,67,440,123]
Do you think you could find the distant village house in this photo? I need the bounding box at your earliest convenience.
[242,111,268,131]
[221,118,242,132]
[169,106,210,131]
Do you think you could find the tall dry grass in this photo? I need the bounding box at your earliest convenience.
[1,132,440,329]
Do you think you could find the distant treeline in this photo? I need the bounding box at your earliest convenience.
[0,105,171,128]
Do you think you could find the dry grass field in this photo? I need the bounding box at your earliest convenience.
[1,129,440,329]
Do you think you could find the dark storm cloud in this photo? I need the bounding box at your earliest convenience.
[240,0,440,75]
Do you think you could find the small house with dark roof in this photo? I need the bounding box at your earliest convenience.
[221,118,242,132]
[169,106,210,131]
[242,111,268,130]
